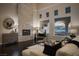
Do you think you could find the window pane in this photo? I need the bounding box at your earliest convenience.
[65,7,71,13]
[46,12,49,17]
[54,10,58,16]
[55,21,66,36]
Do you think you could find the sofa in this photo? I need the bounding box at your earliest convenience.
[56,43,79,56]
[22,36,79,56]
[56,36,79,56]
[22,36,56,56]
[22,43,46,56]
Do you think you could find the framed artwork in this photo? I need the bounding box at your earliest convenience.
[3,18,14,29]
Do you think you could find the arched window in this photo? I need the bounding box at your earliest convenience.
[55,21,66,35]
[55,17,71,36]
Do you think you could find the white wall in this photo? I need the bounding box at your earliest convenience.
[32,4,40,28]
[37,3,79,37]
[0,3,79,44]
[0,4,35,43]
[18,4,33,42]
[71,4,79,26]
[0,4,18,45]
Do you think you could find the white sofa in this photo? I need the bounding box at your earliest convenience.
[22,36,56,56]
[56,43,79,56]
[22,44,46,56]
[22,36,79,56]
[56,36,79,56]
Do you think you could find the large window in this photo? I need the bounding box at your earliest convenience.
[55,21,66,35]
[55,17,71,36]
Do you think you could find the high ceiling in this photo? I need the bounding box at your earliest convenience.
[37,3,59,9]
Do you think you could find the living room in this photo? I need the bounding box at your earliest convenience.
[0,3,79,56]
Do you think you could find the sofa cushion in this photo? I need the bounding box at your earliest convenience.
[56,43,79,56]
[68,40,79,47]
[22,44,45,56]
[43,44,53,56]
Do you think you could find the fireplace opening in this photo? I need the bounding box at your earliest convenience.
[22,29,30,36]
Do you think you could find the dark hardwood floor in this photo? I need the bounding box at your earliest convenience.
[0,40,34,56]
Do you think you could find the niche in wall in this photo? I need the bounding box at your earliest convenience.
[41,20,49,29]
[40,20,49,35]
[39,14,42,18]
